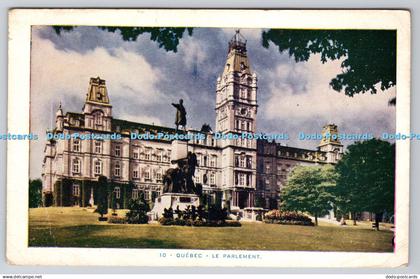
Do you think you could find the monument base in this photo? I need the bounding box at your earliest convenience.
[149,193,200,220]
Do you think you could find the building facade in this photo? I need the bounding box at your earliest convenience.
[42,32,343,210]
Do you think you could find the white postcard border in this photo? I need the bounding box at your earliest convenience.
[7,9,411,267]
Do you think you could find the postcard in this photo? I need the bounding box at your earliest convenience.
[7,9,410,267]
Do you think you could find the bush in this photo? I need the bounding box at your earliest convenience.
[264,210,314,226]
[126,198,149,224]
[173,218,186,226]
[108,216,127,224]
[159,206,234,227]
[159,217,174,226]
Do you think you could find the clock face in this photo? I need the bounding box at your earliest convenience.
[240,108,247,115]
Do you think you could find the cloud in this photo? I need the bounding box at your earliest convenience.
[29,29,165,178]
[259,54,396,148]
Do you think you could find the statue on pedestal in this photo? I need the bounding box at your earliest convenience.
[162,151,200,195]
[172,99,187,131]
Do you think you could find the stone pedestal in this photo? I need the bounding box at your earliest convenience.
[150,193,200,220]
[171,140,188,162]
[241,207,266,222]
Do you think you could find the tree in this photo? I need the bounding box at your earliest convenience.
[281,165,337,226]
[126,193,150,224]
[262,30,396,99]
[95,176,109,220]
[335,139,395,230]
[29,179,43,208]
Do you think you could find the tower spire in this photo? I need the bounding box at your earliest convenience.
[223,30,251,76]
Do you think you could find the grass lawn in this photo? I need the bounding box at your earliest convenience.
[29,207,394,252]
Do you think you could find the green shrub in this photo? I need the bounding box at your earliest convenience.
[126,198,149,224]
[108,216,127,224]
[159,217,173,226]
[173,218,186,226]
[264,210,314,226]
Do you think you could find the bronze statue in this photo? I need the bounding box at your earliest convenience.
[172,99,187,131]
[162,151,200,195]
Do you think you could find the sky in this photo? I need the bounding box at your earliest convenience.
[29,26,396,179]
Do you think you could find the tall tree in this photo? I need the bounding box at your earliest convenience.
[95,175,109,220]
[335,139,395,230]
[280,165,337,226]
[29,179,43,208]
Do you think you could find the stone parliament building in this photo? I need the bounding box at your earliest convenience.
[42,32,344,212]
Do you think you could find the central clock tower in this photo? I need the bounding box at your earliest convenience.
[215,31,258,209]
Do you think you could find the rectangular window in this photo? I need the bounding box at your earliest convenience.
[239,173,245,186]
[156,150,162,162]
[144,169,150,180]
[94,141,102,154]
[72,159,80,174]
[115,145,121,157]
[73,140,80,152]
[114,163,121,177]
[156,171,162,182]
[145,148,151,160]
[240,157,245,168]
[210,156,216,167]
[133,149,139,159]
[210,173,215,185]
[94,161,102,175]
[72,184,80,197]
[133,169,139,179]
